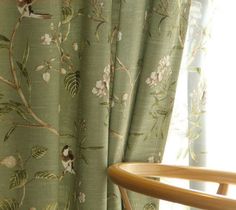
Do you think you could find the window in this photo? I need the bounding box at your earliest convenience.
[160,0,236,209]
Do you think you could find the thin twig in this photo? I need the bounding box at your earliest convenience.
[116,56,133,88]
[8,15,59,136]
[63,22,71,42]
[0,75,16,89]
[15,123,46,128]
[19,186,26,207]
[115,57,141,104]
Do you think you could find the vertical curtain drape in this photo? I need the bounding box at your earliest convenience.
[0,0,190,209]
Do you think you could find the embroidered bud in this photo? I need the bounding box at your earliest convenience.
[1,156,17,168]
[43,72,50,83]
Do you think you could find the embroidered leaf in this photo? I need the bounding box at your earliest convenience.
[143,202,156,210]
[0,43,9,49]
[9,170,27,190]
[110,129,123,140]
[77,8,85,16]
[34,171,58,180]
[42,202,58,210]
[158,16,168,33]
[0,198,19,210]
[154,110,168,116]
[62,6,74,24]
[64,71,80,97]
[80,154,88,165]
[64,198,70,210]
[129,132,144,136]
[99,102,109,106]
[22,40,30,67]
[80,146,103,151]
[95,21,105,40]
[15,108,27,120]
[4,126,17,142]
[16,61,31,87]
[31,146,48,159]
[0,101,27,120]
[190,67,202,74]
[17,39,31,89]
[0,34,10,42]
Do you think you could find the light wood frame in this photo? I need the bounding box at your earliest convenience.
[108,163,236,210]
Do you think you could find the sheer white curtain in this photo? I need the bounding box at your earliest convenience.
[162,1,236,209]
[205,0,236,197]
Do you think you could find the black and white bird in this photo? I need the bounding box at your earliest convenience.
[61,145,76,175]
[16,0,52,19]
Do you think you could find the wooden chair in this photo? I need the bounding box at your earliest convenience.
[108,163,236,210]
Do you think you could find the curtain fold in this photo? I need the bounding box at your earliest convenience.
[0,0,190,209]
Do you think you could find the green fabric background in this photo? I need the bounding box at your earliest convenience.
[0,0,190,209]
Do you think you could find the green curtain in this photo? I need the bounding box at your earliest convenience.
[0,0,190,209]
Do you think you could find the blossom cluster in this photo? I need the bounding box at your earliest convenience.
[92,64,110,98]
[146,55,172,87]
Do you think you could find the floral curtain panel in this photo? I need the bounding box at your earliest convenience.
[0,0,190,210]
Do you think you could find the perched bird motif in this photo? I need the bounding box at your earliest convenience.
[61,145,76,175]
[16,0,52,19]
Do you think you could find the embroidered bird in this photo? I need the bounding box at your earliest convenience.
[61,145,76,175]
[16,0,52,19]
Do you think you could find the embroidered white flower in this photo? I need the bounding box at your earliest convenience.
[144,10,148,21]
[58,33,63,43]
[117,31,122,41]
[147,156,155,163]
[73,42,78,51]
[50,22,54,30]
[190,79,206,114]
[92,64,110,98]
[189,0,202,26]
[43,72,50,83]
[41,34,52,45]
[78,192,86,203]
[60,68,67,75]
[122,93,129,101]
[158,55,170,72]
[0,155,17,168]
[35,58,58,83]
[111,99,115,107]
[92,81,106,97]
[103,65,110,89]
[146,55,172,87]
[146,71,159,87]
[35,65,45,71]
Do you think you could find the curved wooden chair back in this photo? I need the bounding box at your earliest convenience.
[108,163,236,210]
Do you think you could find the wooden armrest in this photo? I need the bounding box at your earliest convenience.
[108,163,236,210]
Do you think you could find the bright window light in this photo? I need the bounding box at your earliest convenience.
[205,0,236,196]
[161,0,236,208]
